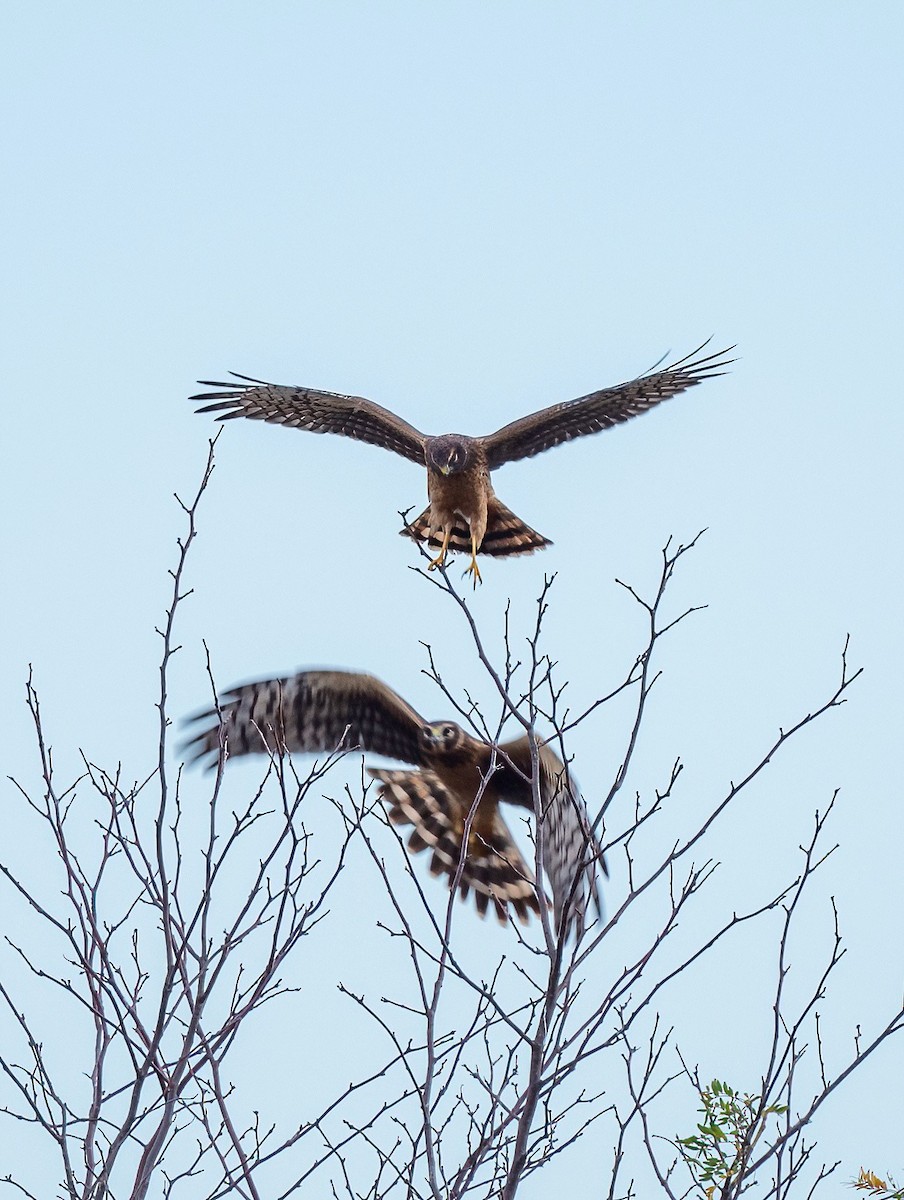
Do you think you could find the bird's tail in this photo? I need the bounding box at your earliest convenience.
[400,497,551,558]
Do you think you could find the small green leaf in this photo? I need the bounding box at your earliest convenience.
[699,1124,726,1141]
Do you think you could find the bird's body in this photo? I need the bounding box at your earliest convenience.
[191,342,733,582]
[426,444,490,555]
[185,668,604,932]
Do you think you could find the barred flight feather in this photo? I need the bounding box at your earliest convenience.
[372,769,541,925]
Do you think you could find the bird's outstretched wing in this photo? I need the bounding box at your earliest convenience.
[481,341,734,469]
[494,737,605,936]
[184,669,427,768]
[191,374,428,465]
[372,768,542,925]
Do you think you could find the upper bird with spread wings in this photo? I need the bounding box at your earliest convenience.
[185,668,604,934]
[191,342,733,584]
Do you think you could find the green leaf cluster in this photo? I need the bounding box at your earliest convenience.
[676,1078,788,1197]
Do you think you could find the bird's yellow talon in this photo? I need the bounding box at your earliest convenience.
[466,533,482,588]
[427,527,452,572]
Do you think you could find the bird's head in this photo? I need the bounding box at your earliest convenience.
[427,437,472,477]
[420,721,466,755]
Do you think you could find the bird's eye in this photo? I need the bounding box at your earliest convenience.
[442,725,455,739]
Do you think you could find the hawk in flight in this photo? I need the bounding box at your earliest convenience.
[191,342,733,584]
[185,669,604,933]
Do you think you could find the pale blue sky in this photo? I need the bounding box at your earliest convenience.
[2,3,902,1193]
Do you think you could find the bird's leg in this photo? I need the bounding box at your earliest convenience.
[465,529,483,588]
[427,526,452,572]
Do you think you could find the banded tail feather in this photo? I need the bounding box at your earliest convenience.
[371,768,542,924]
[400,498,551,559]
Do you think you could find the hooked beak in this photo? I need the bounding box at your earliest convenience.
[439,464,452,476]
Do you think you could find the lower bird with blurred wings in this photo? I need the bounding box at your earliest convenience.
[185,668,605,936]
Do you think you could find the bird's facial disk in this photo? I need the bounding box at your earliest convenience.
[429,441,469,476]
[421,722,463,751]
